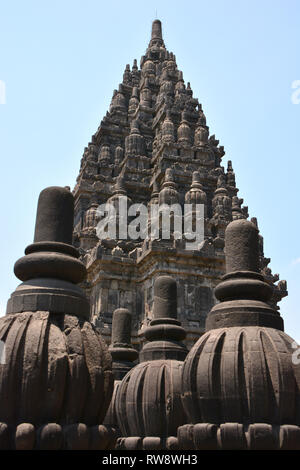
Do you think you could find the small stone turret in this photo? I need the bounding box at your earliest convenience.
[231,196,245,220]
[123,64,131,84]
[194,120,209,147]
[226,160,236,187]
[149,19,164,48]
[211,174,232,240]
[109,308,138,380]
[177,110,191,145]
[83,199,99,233]
[158,168,179,206]
[115,276,188,450]
[142,59,155,77]
[0,187,115,450]
[99,144,110,162]
[175,71,185,94]
[114,146,124,165]
[158,169,181,241]
[140,78,152,108]
[125,120,145,156]
[185,171,207,207]
[104,308,138,431]
[110,84,126,113]
[128,87,139,114]
[178,219,300,450]
[162,110,175,143]
[185,171,207,238]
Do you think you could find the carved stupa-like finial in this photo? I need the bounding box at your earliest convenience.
[1,186,115,450]
[109,308,138,380]
[103,308,138,431]
[151,19,163,41]
[140,276,187,361]
[159,168,179,206]
[178,219,300,450]
[115,276,187,450]
[185,171,207,208]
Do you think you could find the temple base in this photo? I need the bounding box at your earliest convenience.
[0,422,118,450]
[116,436,179,450]
[177,423,300,450]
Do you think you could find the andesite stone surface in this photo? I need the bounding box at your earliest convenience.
[103,307,138,431]
[73,19,287,350]
[115,275,188,450]
[0,187,116,450]
[178,219,300,450]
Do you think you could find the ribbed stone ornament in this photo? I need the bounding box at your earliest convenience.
[0,186,115,449]
[179,219,300,450]
[115,276,188,450]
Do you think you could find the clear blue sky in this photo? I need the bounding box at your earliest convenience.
[0,0,299,338]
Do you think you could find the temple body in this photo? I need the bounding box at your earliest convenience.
[73,20,287,349]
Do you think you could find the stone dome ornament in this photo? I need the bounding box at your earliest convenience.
[211,174,232,240]
[226,160,236,187]
[123,64,131,84]
[110,84,127,113]
[109,308,138,381]
[114,145,124,165]
[125,119,145,156]
[175,71,185,94]
[128,87,139,114]
[178,219,300,450]
[177,110,191,145]
[162,110,175,143]
[0,187,116,450]
[185,171,207,231]
[99,144,110,162]
[142,59,155,77]
[158,168,179,206]
[185,171,207,206]
[149,19,165,49]
[231,196,245,220]
[194,122,209,147]
[140,78,152,107]
[83,199,99,232]
[115,276,188,450]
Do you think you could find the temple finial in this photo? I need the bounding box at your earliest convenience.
[149,19,164,48]
[33,186,74,244]
[151,19,162,40]
[140,275,187,361]
[114,276,188,449]
[109,308,138,379]
[0,186,115,450]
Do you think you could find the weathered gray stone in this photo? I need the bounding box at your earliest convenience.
[114,276,187,449]
[178,219,300,450]
[73,19,287,350]
[0,187,116,449]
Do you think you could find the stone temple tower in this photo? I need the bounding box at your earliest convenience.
[73,20,287,349]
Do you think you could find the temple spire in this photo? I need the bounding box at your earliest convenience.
[149,19,164,48]
[74,18,288,353]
